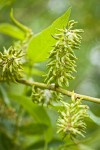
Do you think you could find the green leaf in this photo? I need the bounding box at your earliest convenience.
[0,23,25,40]
[27,7,71,63]
[88,110,100,126]
[9,94,53,141]
[25,140,45,150]
[78,144,94,150]
[0,85,10,106]
[48,138,64,149]
[24,66,44,76]
[9,94,50,124]
[20,123,48,135]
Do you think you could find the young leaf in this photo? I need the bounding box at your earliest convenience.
[10,8,32,33]
[27,7,71,63]
[0,23,25,40]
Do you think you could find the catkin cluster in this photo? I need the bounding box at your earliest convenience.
[0,46,24,82]
[57,94,89,139]
[32,86,62,105]
[45,20,83,87]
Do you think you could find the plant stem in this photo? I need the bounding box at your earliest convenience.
[17,79,100,104]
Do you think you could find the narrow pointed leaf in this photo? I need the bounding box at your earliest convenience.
[0,23,25,40]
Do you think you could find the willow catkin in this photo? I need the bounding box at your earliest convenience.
[0,46,24,82]
[45,20,84,87]
[57,94,89,139]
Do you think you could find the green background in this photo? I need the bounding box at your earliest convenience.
[0,0,100,149]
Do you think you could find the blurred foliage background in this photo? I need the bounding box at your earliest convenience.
[0,0,100,150]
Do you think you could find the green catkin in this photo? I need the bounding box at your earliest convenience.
[45,20,84,87]
[57,93,89,139]
[0,46,24,82]
[32,86,63,106]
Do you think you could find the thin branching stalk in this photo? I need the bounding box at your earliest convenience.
[17,79,100,104]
